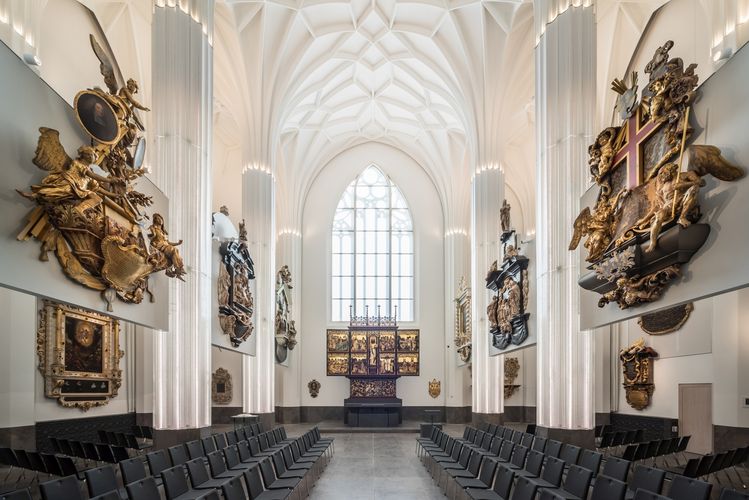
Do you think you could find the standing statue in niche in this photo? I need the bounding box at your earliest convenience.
[500,199,511,234]
[275,265,297,362]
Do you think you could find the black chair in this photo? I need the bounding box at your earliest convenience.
[125,434,151,453]
[85,465,128,500]
[455,456,498,493]
[626,465,666,500]
[720,490,749,500]
[526,424,537,435]
[141,427,154,440]
[95,444,116,464]
[161,465,206,500]
[675,436,690,463]
[242,464,292,500]
[533,437,548,453]
[624,431,637,445]
[119,457,152,486]
[466,464,514,500]
[560,445,581,466]
[0,489,32,500]
[528,456,565,489]
[125,477,160,500]
[40,453,64,477]
[540,464,593,500]
[185,458,232,490]
[520,433,534,448]
[578,449,602,476]
[146,449,172,478]
[601,456,631,482]
[169,445,190,466]
[545,440,563,458]
[186,440,206,461]
[112,446,130,463]
[258,458,299,491]
[598,433,614,450]
[221,475,248,500]
[512,476,539,500]
[666,475,712,500]
[238,441,264,465]
[39,475,84,500]
[225,431,238,446]
[513,449,545,479]
[201,437,217,456]
[213,434,228,450]
[56,456,85,481]
[590,475,627,500]
[206,450,243,479]
[223,445,255,471]
[632,491,669,500]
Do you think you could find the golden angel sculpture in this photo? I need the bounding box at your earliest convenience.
[16,35,184,310]
[569,40,744,310]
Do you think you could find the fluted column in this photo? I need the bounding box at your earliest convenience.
[241,168,275,424]
[534,1,595,443]
[151,0,214,436]
[275,229,302,412]
[444,231,471,411]
[471,165,504,423]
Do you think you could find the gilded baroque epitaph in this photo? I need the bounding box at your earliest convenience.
[217,218,255,347]
[275,265,297,362]
[16,35,185,310]
[570,41,744,310]
[620,338,658,410]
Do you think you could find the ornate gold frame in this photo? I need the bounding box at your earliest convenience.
[454,276,472,363]
[212,368,233,405]
[503,357,521,400]
[37,300,122,411]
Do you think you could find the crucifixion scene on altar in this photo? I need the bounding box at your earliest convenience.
[1,1,748,499]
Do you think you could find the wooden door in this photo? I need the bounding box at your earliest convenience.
[678,383,713,454]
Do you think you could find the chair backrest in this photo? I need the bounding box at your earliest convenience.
[168,444,189,466]
[473,430,485,446]
[85,465,119,497]
[258,433,270,451]
[111,445,129,463]
[709,452,728,474]
[27,451,47,474]
[83,442,100,461]
[559,444,581,465]
[259,458,278,486]
[69,440,86,459]
[488,438,502,456]
[633,490,669,500]
[57,456,79,478]
[509,445,529,469]
[97,444,117,464]
[125,434,140,450]
[90,491,121,500]
[466,450,483,475]
[499,440,515,461]
[0,448,19,468]
[202,436,217,455]
[223,445,242,469]
[511,430,523,444]
[656,439,671,457]
[487,424,497,435]
[480,432,493,450]
[39,475,84,500]
[58,439,74,457]
[457,446,472,467]
[214,433,228,449]
[449,442,464,461]
[545,440,562,458]
[526,424,537,435]
[0,489,33,500]
[532,436,547,453]
[540,456,564,487]
[599,432,614,449]
[226,431,238,446]
[590,475,627,500]
[676,435,690,452]
[667,475,712,500]
[132,426,144,439]
[161,465,190,499]
[207,450,228,476]
[645,440,660,459]
[719,489,749,500]
[601,456,631,482]
[524,450,545,476]
[125,477,160,500]
[221,476,246,500]
[119,457,147,485]
[41,453,63,476]
[578,449,602,475]
[186,440,204,460]
[493,464,514,498]
[511,476,538,500]
[462,427,471,440]
[186,458,210,487]
[622,444,638,462]
[249,437,263,457]
[243,466,265,499]
[624,430,637,444]
[238,440,255,462]
[146,449,171,477]
[13,450,32,469]
[630,465,665,495]
[562,465,593,498]
[477,456,497,485]
[520,433,534,448]
[612,431,626,447]
[694,455,714,477]
[680,457,701,478]
[478,422,490,432]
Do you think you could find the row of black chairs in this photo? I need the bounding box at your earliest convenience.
[130,426,154,441]
[598,430,648,450]
[619,436,692,467]
[95,431,152,454]
[418,425,745,500]
[672,446,749,485]
[2,425,333,500]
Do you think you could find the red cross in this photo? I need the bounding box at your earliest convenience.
[612,106,660,187]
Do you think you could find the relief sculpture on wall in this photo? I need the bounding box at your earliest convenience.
[16,35,185,311]
[218,219,255,348]
[275,265,297,363]
[570,41,744,310]
[620,338,658,411]
[454,276,472,363]
[37,300,123,410]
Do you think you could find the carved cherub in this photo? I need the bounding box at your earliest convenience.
[570,190,628,263]
[588,127,619,182]
[598,266,680,309]
[148,213,185,280]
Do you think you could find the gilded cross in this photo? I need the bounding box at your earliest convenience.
[612,106,660,187]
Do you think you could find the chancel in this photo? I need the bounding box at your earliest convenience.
[1,1,748,500]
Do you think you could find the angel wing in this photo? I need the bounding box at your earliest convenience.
[687,145,744,181]
[89,34,119,95]
[569,207,591,250]
[32,127,71,172]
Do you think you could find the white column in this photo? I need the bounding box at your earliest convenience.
[444,231,471,413]
[151,0,214,431]
[471,166,504,420]
[534,1,595,433]
[241,168,276,416]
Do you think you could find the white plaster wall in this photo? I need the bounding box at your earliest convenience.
[298,142,449,408]
[504,345,537,410]
[212,346,243,407]
[614,290,749,428]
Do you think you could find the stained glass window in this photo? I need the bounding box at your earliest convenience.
[332,165,414,321]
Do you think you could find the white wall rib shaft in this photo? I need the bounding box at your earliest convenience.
[535,4,595,430]
[242,170,276,414]
[471,169,504,415]
[151,2,214,430]
[275,233,302,406]
[445,233,471,407]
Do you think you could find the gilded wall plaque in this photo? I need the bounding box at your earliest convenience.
[275,265,297,362]
[212,368,232,405]
[308,379,321,398]
[570,41,744,310]
[638,303,693,335]
[37,300,123,410]
[16,35,185,310]
[454,276,472,363]
[620,338,659,410]
[503,357,521,400]
[350,378,396,398]
[218,224,255,348]
[428,379,441,399]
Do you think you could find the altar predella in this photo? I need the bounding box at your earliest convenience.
[570,41,744,310]
[16,35,184,310]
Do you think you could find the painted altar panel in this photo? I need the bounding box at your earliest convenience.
[0,42,168,330]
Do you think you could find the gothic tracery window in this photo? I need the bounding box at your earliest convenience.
[331,165,414,322]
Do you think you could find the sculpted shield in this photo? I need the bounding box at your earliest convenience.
[428,379,441,399]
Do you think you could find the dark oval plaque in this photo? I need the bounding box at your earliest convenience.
[638,303,694,335]
[74,90,121,144]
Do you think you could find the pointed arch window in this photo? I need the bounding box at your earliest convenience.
[332,165,414,322]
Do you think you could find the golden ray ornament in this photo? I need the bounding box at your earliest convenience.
[16,35,185,311]
[570,41,744,310]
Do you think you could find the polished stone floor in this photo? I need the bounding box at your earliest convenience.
[306,431,447,500]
